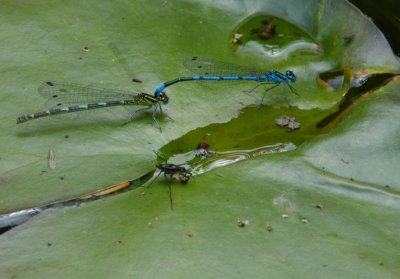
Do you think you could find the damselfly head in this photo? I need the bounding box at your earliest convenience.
[286,71,296,83]
[158,92,169,104]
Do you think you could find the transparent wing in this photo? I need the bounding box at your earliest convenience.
[38,81,139,109]
[182,56,264,77]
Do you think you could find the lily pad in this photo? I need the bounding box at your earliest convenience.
[0,0,399,278]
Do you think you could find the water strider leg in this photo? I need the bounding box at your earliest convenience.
[164,173,174,210]
[145,169,162,189]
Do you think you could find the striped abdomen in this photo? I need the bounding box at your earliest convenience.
[17,98,150,124]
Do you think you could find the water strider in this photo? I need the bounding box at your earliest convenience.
[151,163,192,210]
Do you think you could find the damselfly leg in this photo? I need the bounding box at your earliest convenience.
[152,103,174,131]
[123,105,153,125]
[154,57,298,105]
[259,83,281,105]
[122,105,163,131]
[17,82,169,129]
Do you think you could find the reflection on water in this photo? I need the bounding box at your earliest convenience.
[317,69,345,90]
[238,40,321,60]
[231,14,320,65]
[166,143,296,176]
[317,73,396,128]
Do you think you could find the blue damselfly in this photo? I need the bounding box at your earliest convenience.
[154,56,297,104]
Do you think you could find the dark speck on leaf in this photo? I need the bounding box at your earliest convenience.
[315,203,324,210]
[343,34,354,45]
[237,219,249,228]
[131,77,143,83]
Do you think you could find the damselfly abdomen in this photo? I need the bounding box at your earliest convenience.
[17,81,168,125]
[154,56,297,104]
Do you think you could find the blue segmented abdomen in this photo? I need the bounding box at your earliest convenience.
[153,56,297,96]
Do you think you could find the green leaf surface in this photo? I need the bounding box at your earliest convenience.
[1,0,399,277]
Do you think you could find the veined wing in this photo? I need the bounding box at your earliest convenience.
[38,81,139,109]
[182,56,264,77]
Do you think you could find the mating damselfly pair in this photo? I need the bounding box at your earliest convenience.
[16,57,297,126]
